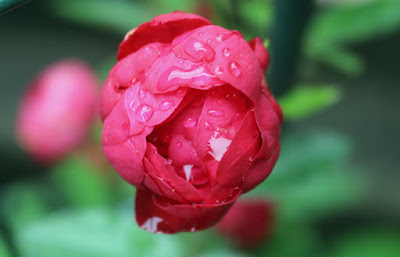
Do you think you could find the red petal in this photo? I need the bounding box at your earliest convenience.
[242,89,282,192]
[248,37,270,71]
[117,11,211,60]
[102,135,146,187]
[141,52,224,94]
[207,111,260,203]
[171,25,262,102]
[135,188,236,233]
[101,43,165,119]
[145,143,203,203]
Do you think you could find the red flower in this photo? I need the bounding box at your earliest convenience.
[101,11,282,233]
[16,59,99,163]
[216,199,274,248]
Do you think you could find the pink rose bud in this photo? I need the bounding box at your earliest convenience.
[101,11,282,233]
[16,59,100,163]
[216,199,274,248]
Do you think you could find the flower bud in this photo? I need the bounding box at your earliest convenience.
[16,59,100,163]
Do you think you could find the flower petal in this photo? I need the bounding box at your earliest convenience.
[206,110,260,203]
[248,37,270,71]
[171,25,262,102]
[242,89,282,192]
[101,43,165,119]
[118,11,211,60]
[135,188,236,233]
[102,135,146,187]
[145,143,203,203]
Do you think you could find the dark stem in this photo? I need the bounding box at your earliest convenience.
[0,0,30,15]
[268,0,315,97]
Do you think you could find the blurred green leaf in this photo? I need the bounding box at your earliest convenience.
[255,224,320,257]
[306,0,400,75]
[0,236,11,257]
[249,130,365,223]
[329,228,400,257]
[278,84,342,120]
[51,157,113,208]
[47,0,156,34]
[0,182,50,230]
[306,46,364,76]
[198,250,251,257]
[16,208,185,257]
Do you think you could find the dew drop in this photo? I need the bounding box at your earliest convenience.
[208,136,232,161]
[139,89,145,99]
[131,77,138,85]
[176,89,185,97]
[176,141,182,148]
[214,66,224,75]
[183,117,197,128]
[129,100,135,110]
[222,48,231,57]
[135,104,154,123]
[183,164,194,181]
[228,61,242,77]
[159,100,175,111]
[141,217,163,233]
[208,109,224,117]
[216,32,232,42]
[184,39,215,62]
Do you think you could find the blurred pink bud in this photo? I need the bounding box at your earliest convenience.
[216,199,274,248]
[15,59,100,163]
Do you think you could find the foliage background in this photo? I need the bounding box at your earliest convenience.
[0,0,399,256]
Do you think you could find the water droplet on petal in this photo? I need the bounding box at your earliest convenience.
[141,217,163,233]
[222,48,231,57]
[183,164,194,181]
[176,89,185,97]
[216,32,232,42]
[207,39,212,44]
[232,30,242,37]
[131,77,137,85]
[129,100,135,110]
[184,39,215,62]
[183,117,197,128]
[139,89,145,99]
[208,136,232,162]
[176,141,182,148]
[136,104,154,123]
[214,66,224,75]
[159,100,175,111]
[208,109,224,117]
[228,61,242,77]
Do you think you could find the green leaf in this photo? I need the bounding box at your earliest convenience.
[249,130,365,223]
[0,182,50,230]
[305,46,364,76]
[305,0,400,75]
[47,0,157,34]
[309,0,400,45]
[329,228,400,257]
[50,157,114,208]
[15,208,186,257]
[198,250,251,257]
[255,224,320,257]
[0,236,11,257]
[278,84,342,121]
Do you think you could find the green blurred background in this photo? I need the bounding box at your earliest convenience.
[1,0,399,256]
